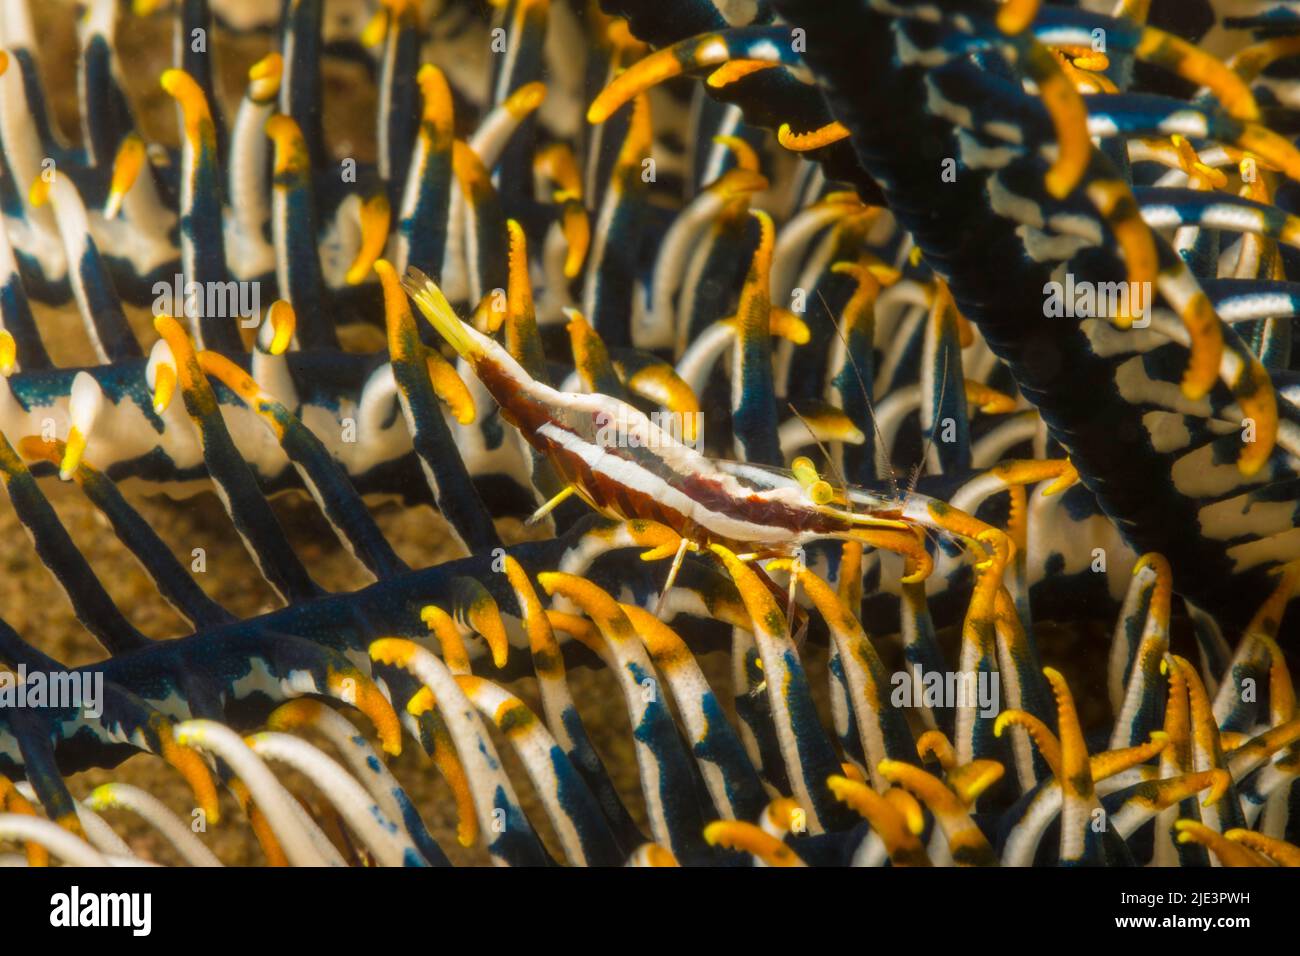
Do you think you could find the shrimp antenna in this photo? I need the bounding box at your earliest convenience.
[811,290,954,560]
[817,288,900,502]
[911,335,952,502]
[907,336,970,557]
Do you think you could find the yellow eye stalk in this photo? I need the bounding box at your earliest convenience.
[791,456,835,506]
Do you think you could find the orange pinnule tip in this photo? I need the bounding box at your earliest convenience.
[249,52,283,82]
[0,330,15,376]
[266,300,296,355]
[329,669,403,757]
[997,0,1041,35]
[152,361,178,414]
[105,134,146,219]
[248,52,284,101]
[160,732,221,825]
[28,173,54,208]
[505,81,547,118]
[345,194,392,286]
[16,435,61,466]
[266,699,324,732]
[777,121,850,152]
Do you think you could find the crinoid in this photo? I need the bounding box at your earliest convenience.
[0,0,1296,873]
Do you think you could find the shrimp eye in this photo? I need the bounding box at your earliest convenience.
[791,456,818,483]
[792,456,834,505]
[809,480,834,506]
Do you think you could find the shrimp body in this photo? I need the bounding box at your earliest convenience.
[403,268,974,572]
